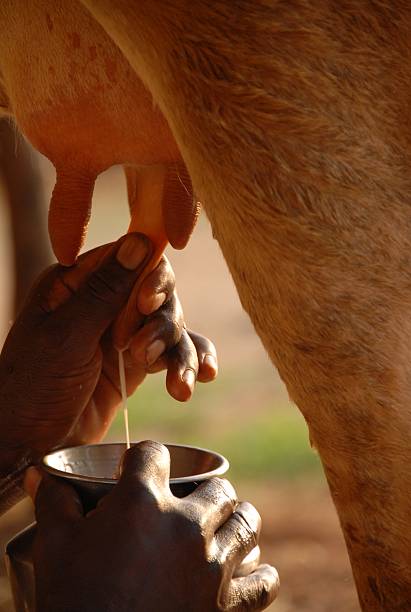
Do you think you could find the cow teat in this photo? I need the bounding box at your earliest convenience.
[49,168,97,266]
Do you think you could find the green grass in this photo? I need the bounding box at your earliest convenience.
[212,415,321,479]
[107,369,322,481]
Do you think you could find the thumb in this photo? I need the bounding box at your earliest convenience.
[114,441,171,502]
[54,233,151,342]
[31,473,83,531]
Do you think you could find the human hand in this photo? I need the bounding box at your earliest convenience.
[0,234,217,474]
[26,441,279,612]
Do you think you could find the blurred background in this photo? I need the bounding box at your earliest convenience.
[0,121,359,611]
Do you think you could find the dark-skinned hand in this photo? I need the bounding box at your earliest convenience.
[25,441,280,612]
[0,234,217,474]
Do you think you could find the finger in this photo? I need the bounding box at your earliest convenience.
[162,162,200,249]
[215,502,261,569]
[53,233,151,343]
[44,243,113,312]
[187,330,218,383]
[34,474,83,531]
[166,329,199,401]
[186,478,237,536]
[23,466,43,501]
[226,564,280,611]
[112,165,170,350]
[13,243,112,321]
[137,255,175,315]
[233,546,261,578]
[59,242,113,291]
[115,440,172,500]
[129,293,184,368]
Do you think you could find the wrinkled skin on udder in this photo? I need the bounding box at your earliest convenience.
[0,0,198,265]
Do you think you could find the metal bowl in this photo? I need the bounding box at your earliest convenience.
[43,442,229,511]
[4,442,257,597]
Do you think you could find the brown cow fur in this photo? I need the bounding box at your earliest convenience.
[2,1,411,609]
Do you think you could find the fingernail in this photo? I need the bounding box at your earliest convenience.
[147,292,167,313]
[146,339,166,366]
[116,235,148,270]
[203,354,217,371]
[182,369,196,389]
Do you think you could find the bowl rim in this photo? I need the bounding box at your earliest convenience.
[42,442,230,485]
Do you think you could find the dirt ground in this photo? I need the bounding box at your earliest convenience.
[249,482,359,612]
[0,161,360,611]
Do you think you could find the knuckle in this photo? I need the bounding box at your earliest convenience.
[231,513,258,549]
[142,257,175,301]
[188,330,216,353]
[182,500,206,530]
[125,439,167,463]
[208,477,237,505]
[162,293,183,325]
[190,478,237,528]
[158,257,176,289]
[143,300,184,350]
[121,442,170,488]
[150,310,182,345]
[85,264,128,304]
[169,329,199,368]
[236,502,261,534]
[136,439,169,461]
[257,574,277,608]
